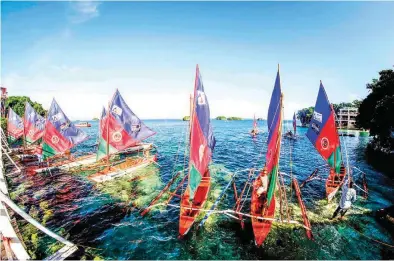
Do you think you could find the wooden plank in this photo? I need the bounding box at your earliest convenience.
[141,171,182,216]
[292,178,313,240]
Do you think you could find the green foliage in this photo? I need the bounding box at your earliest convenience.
[1,117,6,132]
[356,69,394,175]
[297,100,361,126]
[182,115,190,121]
[296,106,314,126]
[5,96,46,117]
[92,117,99,120]
[215,116,227,120]
[227,116,242,120]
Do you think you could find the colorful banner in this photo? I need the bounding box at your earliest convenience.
[96,90,156,161]
[188,65,216,199]
[306,82,342,173]
[42,99,88,159]
[265,68,282,205]
[24,102,45,144]
[7,108,24,142]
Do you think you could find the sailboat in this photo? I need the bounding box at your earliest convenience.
[16,102,46,162]
[250,65,283,247]
[24,101,45,145]
[179,64,216,237]
[88,89,157,183]
[7,108,24,145]
[33,99,90,172]
[284,112,297,140]
[250,114,259,136]
[306,81,346,202]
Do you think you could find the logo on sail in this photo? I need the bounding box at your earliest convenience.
[52,113,63,122]
[313,111,322,123]
[131,124,141,133]
[197,91,206,105]
[51,135,60,144]
[321,137,329,150]
[111,105,123,116]
[60,121,70,130]
[112,131,122,142]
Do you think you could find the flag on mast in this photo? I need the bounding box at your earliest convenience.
[187,65,216,199]
[306,82,342,173]
[24,102,45,144]
[96,90,156,161]
[7,108,24,142]
[42,99,88,159]
[265,66,283,205]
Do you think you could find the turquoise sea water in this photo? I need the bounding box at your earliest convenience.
[5,119,394,259]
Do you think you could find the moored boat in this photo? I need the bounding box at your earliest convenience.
[251,65,283,247]
[306,81,346,202]
[87,89,157,182]
[250,114,259,137]
[179,64,216,237]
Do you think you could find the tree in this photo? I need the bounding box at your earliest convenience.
[296,106,314,126]
[356,69,394,153]
[297,100,361,126]
[1,96,47,132]
[6,96,46,117]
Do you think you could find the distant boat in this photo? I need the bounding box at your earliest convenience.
[75,122,91,127]
[250,114,259,137]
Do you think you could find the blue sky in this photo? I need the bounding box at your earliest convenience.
[1,1,394,120]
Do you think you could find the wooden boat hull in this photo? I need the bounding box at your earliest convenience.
[325,170,345,202]
[179,174,210,237]
[251,184,276,247]
[33,154,96,173]
[88,155,156,183]
[33,143,153,173]
[121,143,153,154]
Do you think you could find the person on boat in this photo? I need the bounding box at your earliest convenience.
[34,146,43,167]
[256,167,269,204]
[331,179,357,220]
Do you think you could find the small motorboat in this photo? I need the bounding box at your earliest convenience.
[75,122,92,127]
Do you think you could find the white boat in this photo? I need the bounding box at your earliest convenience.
[33,143,153,173]
[88,155,156,183]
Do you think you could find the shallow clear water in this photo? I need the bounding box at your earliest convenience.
[5,119,394,259]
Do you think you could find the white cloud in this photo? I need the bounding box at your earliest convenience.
[68,1,100,24]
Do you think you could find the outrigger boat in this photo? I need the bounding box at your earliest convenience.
[141,65,216,237]
[36,98,89,168]
[179,65,216,236]
[284,112,297,140]
[250,114,259,137]
[306,81,346,202]
[250,65,283,247]
[33,98,155,174]
[141,65,312,247]
[15,102,46,162]
[7,107,24,146]
[87,89,157,183]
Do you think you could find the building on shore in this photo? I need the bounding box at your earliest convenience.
[336,107,358,129]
